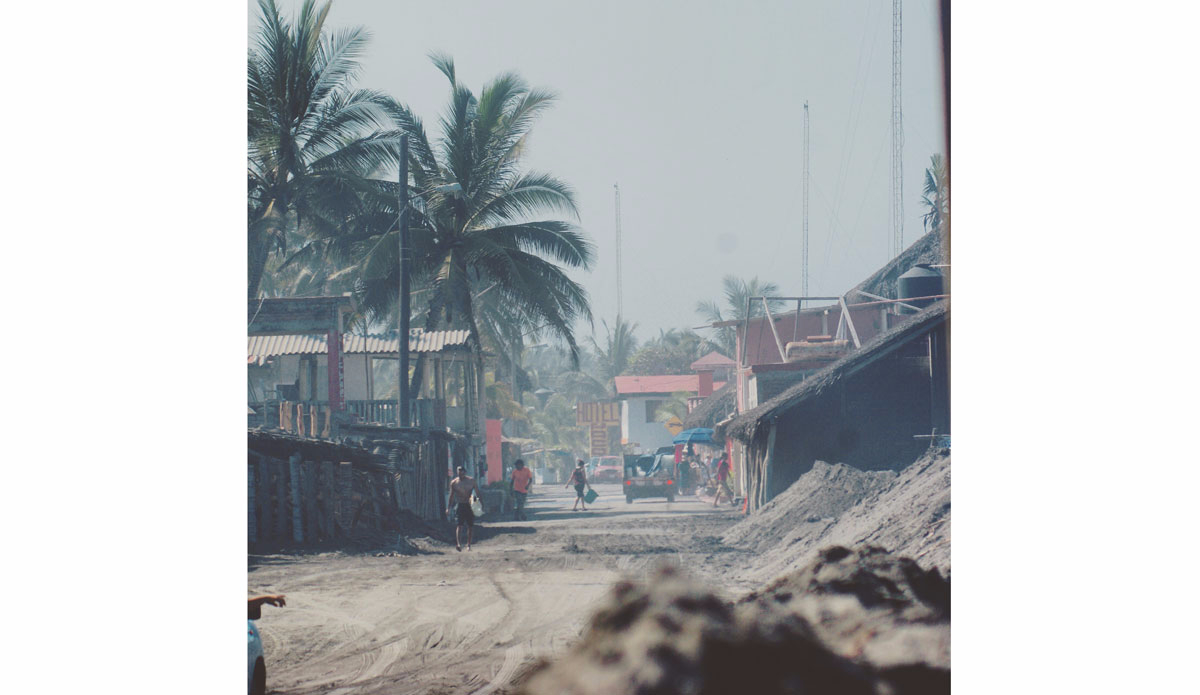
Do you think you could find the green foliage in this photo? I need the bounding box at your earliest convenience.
[589,317,638,394]
[695,276,785,356]
[921,153,949,235]
[247,0,402,300]
[654,391,694,423]
[347,54,596,365]
[484,378,527,422]
[626,329,707,376]
[531,393,588,455]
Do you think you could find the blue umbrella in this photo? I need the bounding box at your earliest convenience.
[673,428,714,445]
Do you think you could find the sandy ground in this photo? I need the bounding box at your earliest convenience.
[249,483,744,695]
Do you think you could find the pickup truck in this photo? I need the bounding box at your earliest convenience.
[623,453,677,503]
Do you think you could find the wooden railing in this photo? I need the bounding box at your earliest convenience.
[249,399,463,432]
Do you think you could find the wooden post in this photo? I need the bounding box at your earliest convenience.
[289,453,304,543]
[316,465,331,540]
[435,438,449,522]
[336,462,353,535]
[280,401,292,433]
[762,421,778,509]
[302,461,318,542]
[761,297,787,363]
[374,471,388,529]
[257,456,272,544]
[837,296,862,348]
[310,406,319,438]
[248,457,258,545]
[274,457,288,541]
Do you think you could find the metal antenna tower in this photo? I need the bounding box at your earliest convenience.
[802,101,810,306]
[613,183,623,318]
[890,0,904,259]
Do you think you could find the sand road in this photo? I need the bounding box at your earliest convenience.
[249,482,744,695]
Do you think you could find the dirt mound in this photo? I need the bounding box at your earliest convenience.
[730,452,950,584]
[742,545,950,671]
[722,461,896,552]
[819,451,950,574]
[514,547,948,695]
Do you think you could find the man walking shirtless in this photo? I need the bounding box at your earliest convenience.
[447,466,481,551]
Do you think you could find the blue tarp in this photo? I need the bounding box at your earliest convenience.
[673,428,714,444]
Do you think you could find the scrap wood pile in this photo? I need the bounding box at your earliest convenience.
[511,546,949,695]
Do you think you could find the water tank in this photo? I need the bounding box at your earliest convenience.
[897,264,944,313]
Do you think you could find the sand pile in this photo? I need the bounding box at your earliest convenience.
[514,546,949,695]
[728,451,950,583]
[722,461,897,552]
[741,545,950,672]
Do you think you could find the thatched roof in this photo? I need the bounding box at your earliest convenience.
[721,301,949,442]
[844,227,949,303]
[682,382,736,430]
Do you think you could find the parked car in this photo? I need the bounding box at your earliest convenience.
[623,453,677,503]
[594,455,623,482]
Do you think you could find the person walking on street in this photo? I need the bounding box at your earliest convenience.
[511,459,533,520]
[566,460,591,511]
[447,465,481,551]
[713,452,734,507]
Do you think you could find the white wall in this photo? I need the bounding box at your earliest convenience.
[621,397,675,453]
[252,353,372,401]
[342,354,369,401]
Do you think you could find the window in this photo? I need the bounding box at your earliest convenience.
[644,400,661,423]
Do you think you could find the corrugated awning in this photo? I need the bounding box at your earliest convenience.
[248,329,472,362]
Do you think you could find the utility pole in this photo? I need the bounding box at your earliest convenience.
[891,0,905,259]
[613,183,623,319]
[802,101,810,308]
[398,134,410,427]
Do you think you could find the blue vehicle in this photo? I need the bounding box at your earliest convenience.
[247,595,284,694]
[248,620,266,695]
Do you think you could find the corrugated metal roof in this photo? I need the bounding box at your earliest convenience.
[690,351,735,369]
[248,329,471,362]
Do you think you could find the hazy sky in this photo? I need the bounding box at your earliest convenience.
[252,0,946,346]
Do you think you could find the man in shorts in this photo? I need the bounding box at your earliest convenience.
[510,459,533,520]
[713,452,734,507]
[448,465,480,551]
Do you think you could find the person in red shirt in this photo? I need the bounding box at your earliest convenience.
[510,459,534,520]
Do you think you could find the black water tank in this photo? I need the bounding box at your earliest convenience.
[897,264,944,312]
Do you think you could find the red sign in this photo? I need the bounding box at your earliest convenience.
[327,329,344,411]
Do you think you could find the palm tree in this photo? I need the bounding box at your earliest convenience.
[247,0,402,299]
[350,54,595,367]
[654,391,694,423]
[921,154,949,235]
[695,276,785,356]
[589,317,638,395]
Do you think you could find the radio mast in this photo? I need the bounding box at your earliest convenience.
[890,0,905,259]
[613,183,623,318]
[802,101,810,306]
